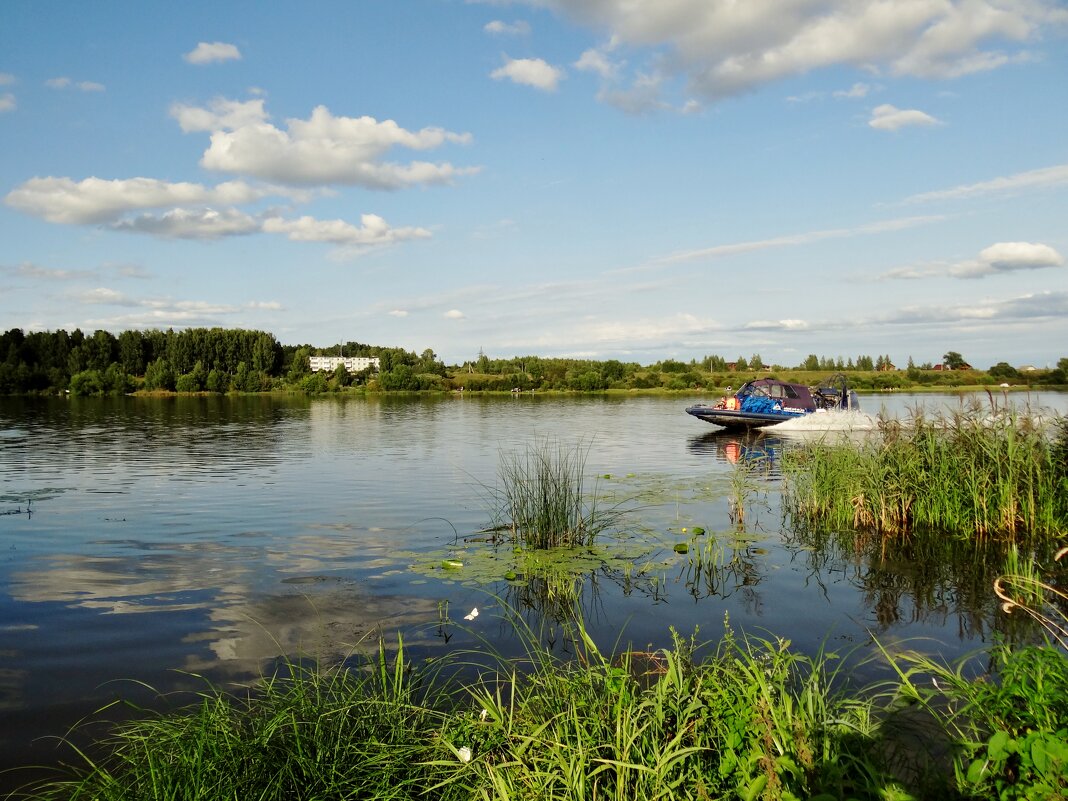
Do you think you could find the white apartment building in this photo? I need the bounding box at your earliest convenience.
[308,355,381,373]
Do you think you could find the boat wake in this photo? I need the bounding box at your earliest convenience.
[765,409,876,432]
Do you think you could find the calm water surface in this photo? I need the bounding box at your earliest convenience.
[1,391,1065,783]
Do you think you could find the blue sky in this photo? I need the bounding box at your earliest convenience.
[2,0,1066,369]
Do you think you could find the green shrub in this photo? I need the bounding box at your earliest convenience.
[68,369,105,396]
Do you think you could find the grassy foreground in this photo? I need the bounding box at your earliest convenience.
[11,609,1068,801]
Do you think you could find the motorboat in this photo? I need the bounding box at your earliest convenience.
[685,374,858,430]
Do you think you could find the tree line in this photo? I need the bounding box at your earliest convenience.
[0,328,447,396]
[2,327,1065,395]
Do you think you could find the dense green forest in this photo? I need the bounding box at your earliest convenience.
[0,327,447,395]
[0,327,1065,395]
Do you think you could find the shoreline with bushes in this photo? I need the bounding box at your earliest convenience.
[2,327,1066,397]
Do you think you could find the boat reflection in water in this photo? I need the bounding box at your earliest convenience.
[687,429,783,474]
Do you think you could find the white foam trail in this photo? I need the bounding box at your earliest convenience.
[766,409,876,432]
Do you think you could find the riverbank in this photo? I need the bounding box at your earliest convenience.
[13,612,1067,801]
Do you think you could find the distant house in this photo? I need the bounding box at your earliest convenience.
[879,363,897,372]
[309,355,380,373]
[724,362,768,372]
[933,364,944,371]
[1019,365,1039,372]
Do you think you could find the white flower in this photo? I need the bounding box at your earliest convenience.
[479,708,489,721]
[457,746,473,763]
[463,607,479,621]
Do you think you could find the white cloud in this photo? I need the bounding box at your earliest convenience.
[444,309,466,319]
[170,97,268,132]
[951,241,1063,278]
[596,70,671,114]
[45,77,105,92]
[484,20,531,35]
[246,301,282,310]
[193,103,477,187]
[261,213,431,246]
[78,287,136,305]
[868,103,942,130]
[184,42,242,65]
[834,82,870,99]
[743,319,809,331]
[109,208,261,239]
[561,313,721,348]
[491,56,564,91]
[0,93,14,113]
[3,168,436,255]
[2,262,94,281]
[881,291,1068,327]
[82,298,247,330]
[537,0,1065,102]
[0,73,15,85]
[389,309,409,317]
[878,241,1065,281]
[786,91,824,104]
[641,214,945,270]
[900,163,1068,204]
[110,263,151,279]
[873,262,943,281]
[574,47,620,79]
[4,176,275,225]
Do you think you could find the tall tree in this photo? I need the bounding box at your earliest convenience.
[943,351,967,370]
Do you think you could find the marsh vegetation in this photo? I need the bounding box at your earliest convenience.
[488,438,631,549]
[781,401,1068,539]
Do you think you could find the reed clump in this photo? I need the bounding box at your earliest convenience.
[782,402,1067,539]
[490,438,626,549]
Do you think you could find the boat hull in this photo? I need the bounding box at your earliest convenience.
[685,405,807,430]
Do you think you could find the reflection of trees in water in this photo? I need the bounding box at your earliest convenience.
[785,527,1057,643]
[1,395,302,482]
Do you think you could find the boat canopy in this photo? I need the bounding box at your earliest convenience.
[736,378,816,411]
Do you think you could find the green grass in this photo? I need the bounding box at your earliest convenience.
[880,641,1068,800]
[781,401,1068,540]
[13,605,1068,801]
[17,640,466,801]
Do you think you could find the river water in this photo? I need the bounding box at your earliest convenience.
[0,390,1065,785]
